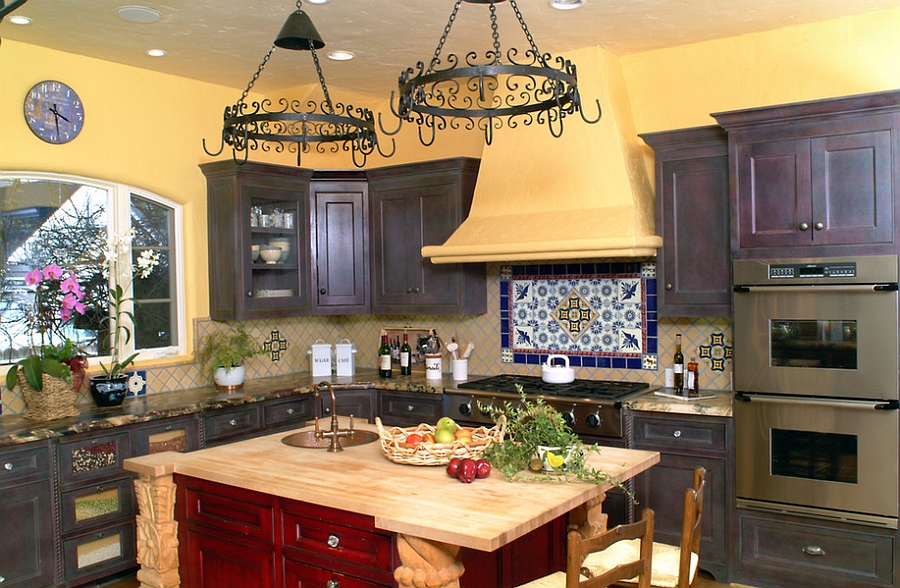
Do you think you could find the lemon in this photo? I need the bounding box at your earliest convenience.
[546,451,566,469]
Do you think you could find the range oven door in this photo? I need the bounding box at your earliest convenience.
[733,282,898,399]
[735,394,899,527]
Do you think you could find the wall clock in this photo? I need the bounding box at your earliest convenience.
[23,80,85,144]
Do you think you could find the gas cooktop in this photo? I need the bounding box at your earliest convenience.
[454,374,650,401]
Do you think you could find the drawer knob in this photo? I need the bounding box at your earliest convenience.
[407,405,415,412]
[327,534,340,548]
[0,574,6,583]
[229,419,238,426]
[673,430,682,438]
[320,288,327,295]
[96,485,104,493]
[326,580,339,588]
[665,283,673,290]
[803,545,825,556]
[286,408,295,415]
[799,222,809,231]
[3,462,12,471]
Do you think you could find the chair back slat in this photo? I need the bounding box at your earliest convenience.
[677,466,706,588]
[567,508,654,588]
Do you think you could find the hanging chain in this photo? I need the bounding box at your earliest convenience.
[239,46,277,106]
[310,45,336,114]
[508,0,548,67]
[428,0,464,73]
[489,3,501,65]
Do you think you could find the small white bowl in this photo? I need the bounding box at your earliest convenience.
[259,244,282,264]
[269,238,291,262]
[251,245,260,262]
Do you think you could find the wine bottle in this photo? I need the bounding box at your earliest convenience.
[687,356,699,396]
[379,334,392,378]
[673,334,684,393]
[399,333,412,376]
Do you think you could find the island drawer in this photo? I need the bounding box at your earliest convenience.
[281,499,395,583]
[58,431,132,487]
[178,476,275,542]
[632,413,726,454]
[739,512,894,586]
[202,405,261,445]
[285,559,386,588]
[0,442,50,484]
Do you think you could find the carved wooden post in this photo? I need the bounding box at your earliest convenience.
[133,472,180,588]
[394,534,466,588]
[568,489,608,538]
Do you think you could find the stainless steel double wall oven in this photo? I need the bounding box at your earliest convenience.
[733,256,899,528]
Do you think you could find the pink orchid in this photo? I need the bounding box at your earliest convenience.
[42,263,64,280]
[74,301,86,315]
[59,307,72,321]
[24,269,43,286]
[60,274,82,296]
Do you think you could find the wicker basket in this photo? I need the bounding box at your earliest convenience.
[19,373,80,421]
[375,415,506,466]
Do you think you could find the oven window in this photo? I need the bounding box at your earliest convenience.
[770,320,857,369]
[771,429,858,484]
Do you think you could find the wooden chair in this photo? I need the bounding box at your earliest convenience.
[517,508,655,588]
[582,466,707,588]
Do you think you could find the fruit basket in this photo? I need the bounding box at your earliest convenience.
[375,416,506,466]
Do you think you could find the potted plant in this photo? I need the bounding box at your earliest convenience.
[198,326,264,391]
[480,388,625,488]
[5,264,87,420]
[89,229,160,407]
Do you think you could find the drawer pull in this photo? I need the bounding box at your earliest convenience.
[407,405,415,412]
[96,485,104,493]
[165,425,174,431]
[327,534,340,548]
[229,419,238,426]
[326,580,339,588]
[803,545,825,556]
[3,462,12,471]
[286,408,295,415]
[673,430,682,438]
[0,574,6,583]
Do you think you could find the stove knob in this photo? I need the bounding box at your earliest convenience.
[480,402,493,416]
[562,410,576,427]
[459,402,473,416]
[585,413,602,428]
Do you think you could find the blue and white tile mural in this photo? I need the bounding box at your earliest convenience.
[500,263,658,371]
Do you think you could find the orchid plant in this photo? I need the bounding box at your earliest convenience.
[98,228,160,379]
[5,264,88,391]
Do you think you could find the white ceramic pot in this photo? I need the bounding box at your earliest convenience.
[268,238,291,262]
[213,365,246,391]
[541,354,575,384]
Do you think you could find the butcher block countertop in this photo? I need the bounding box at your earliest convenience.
[125,421,659,552]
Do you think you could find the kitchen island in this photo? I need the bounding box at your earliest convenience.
[124,420,659,588]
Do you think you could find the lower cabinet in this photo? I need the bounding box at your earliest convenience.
[0,441,54,588]
[735,510,896,588]
[318,388,376,423]
[378,389,443,427]
[629,411,733,583]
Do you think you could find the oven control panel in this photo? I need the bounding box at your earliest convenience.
[769,261,856,279]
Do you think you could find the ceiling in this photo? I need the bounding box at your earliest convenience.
[1,0,897,97]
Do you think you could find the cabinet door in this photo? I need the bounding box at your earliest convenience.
[311,180,370,314]
[0,479,54,588]
[58,431,132,488]
[736,137,813,249]
[181,529,276,588]
[370,186,423,307]
[810,128,894,246]
[262,395,314,431]
[318,389,375,423]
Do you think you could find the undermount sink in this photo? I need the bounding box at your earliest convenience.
[282,429,380,449]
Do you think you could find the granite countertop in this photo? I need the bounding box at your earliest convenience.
[0,369,448,447]
[624,388,733,417]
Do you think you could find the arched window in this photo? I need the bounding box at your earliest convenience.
[0,172,185,366]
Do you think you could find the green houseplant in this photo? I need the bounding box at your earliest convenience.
[198,326,264,390]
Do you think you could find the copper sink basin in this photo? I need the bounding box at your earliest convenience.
[282,429,380,449]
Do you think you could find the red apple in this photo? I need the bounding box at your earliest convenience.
[475,459,491,479]
[457,458,477,483]
[446,457,461,478]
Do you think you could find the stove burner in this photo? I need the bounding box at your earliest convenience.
[456,374,649,401]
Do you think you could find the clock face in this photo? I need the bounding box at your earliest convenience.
[23,80,85,144]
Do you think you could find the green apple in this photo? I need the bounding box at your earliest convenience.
[434,428,456,444]
[436,417,457,431]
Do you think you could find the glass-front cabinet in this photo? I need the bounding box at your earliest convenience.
[201,161,313,320]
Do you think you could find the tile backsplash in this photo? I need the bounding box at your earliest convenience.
[1,262,733,415]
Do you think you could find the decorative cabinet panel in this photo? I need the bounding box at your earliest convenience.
[629,412,733,583]
[201,160,314,320]
[0,442,54,588]
[714,90,900,259]
[641,126,731,317]
[310,173,370,314]
[368,158,487,315]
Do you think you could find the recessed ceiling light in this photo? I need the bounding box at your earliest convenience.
[306,0,330,4]
[146,49,167,57]
[8,15,33,25]
[117,5,161,23]
[550,0,585,9]
[327,50,355,61]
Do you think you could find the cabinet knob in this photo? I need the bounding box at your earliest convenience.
[286,408,295,415]
[96,485,104,493]
[327,534,340,548]
[673,430,682,438]
[247,291,254,297]
[3,462,12,471]
[803,545,825,556]
[407,405,415,412]
[229,419,238,426]
[406,286,413,293]
[320,288,327,295]
[798,222,809,231]
[414,287,420,293]
[323,406,332,415]
[814,221,824,231]
[0,574,6,583]
[665,283,673,291]
[326,580,339,588]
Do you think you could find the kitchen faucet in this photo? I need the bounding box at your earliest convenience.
[313,381,356,452]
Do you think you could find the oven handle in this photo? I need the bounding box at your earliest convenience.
[734,283,899,293]
[735,393,899,411]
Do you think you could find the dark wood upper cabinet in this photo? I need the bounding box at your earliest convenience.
[642,126,731,317]
[367,157,486,315]
[201,161,314,321]
[310,172,370,315]
[714,90,900,259]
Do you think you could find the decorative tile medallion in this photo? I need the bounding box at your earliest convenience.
[126,370,148,397]
[500,262,657,370]
[698,330,733,372]
[264,330,289,362]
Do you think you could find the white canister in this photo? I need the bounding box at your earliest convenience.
[309,340,333,377]
[335,339,356,376]
[451,359,468,381]
[425,353,443,380]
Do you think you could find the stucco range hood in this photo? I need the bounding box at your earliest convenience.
[421,48,662,264]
